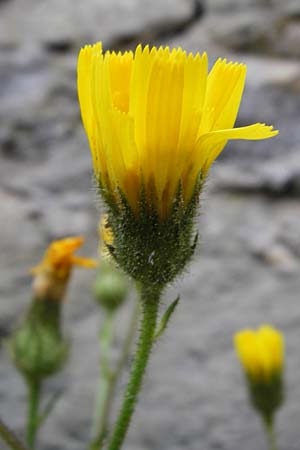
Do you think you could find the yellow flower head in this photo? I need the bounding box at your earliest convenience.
[234,325,284,382]
[78,42,278,219]
[31,237,97,301]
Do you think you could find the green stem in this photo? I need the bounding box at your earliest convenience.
[115,299,139,379]
[90,300,139,450]
[107,285,160,450]
[90,310,115,450]
[0,418,29,450]
[26,379,41,449]
[263,415,278,450]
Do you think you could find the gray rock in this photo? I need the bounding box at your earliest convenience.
[168,17,226,55]
[271,0,300,18]
[212,146,300,195]
[206,0,267,13]
[244,55,300,88]
[0,0,196,49]
[277,21,300,58]
[203,10,277,53]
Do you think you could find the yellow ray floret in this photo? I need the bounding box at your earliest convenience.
[234,325,284,382]
[78,42,278,219]
[32,237,97,280]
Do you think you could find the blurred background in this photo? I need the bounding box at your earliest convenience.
[0,0,300,449]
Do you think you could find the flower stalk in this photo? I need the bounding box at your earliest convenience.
[262,415,278,450]
[90,309,115,449]
[26,379,41,449]
[107,285,160,450]
[90,299,139,450]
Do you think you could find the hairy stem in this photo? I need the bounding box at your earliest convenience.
[107,285,160,450]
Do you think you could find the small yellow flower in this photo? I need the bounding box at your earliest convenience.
[31,237,97,300]
[78,42,278,219]
[234,325,284,382]
[99,214,114,257]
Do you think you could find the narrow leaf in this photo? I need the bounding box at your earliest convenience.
[154,296,180,341]
[37,391,62,428]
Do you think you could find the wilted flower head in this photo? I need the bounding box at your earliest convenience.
[234,325,284,382]
[78,42,277,219]
[32,237,97,301]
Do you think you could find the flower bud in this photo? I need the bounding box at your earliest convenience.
[94,262,129,311]
[9,299,69,381]
[234,325,284,421]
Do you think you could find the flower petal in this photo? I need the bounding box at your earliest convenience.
[71,256,98,268]
[200,123,279,173]
[77,43,103,176]
[200,59,247,134]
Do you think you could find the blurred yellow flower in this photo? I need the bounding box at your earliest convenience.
[234,325,284,382]
[99,214,114,257]
[78,42,278,219]
[32,237,97,278]
[31,237,97,300]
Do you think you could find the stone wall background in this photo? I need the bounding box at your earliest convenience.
[0,1,300,449]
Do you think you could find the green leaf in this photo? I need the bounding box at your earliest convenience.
[153,296,180,341]
[37,391,62,428]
